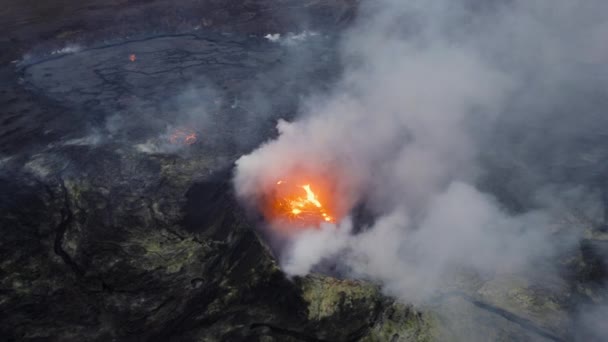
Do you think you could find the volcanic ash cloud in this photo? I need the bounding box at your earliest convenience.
[234,0,605,304]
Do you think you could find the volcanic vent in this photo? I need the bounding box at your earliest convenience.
[265,179,335,226]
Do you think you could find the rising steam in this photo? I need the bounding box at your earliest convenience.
[234,0,608,338]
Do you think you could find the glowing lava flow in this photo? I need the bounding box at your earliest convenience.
[169,128,197,145]
[269,180,334,227]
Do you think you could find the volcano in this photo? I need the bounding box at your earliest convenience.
[0,1,436,341]
[2,1,608,342]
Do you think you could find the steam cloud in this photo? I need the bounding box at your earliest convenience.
[234,0,608,338]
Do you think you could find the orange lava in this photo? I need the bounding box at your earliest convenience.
[263,178,336,228]
[169,128,197,145]
[129,54,137,62]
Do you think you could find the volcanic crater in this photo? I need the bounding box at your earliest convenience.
[0,2,436,341]
[2,1,608,342]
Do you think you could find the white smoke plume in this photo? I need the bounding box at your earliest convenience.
[234,0,608,319]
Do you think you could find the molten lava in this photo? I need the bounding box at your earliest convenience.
[169,128,197,145]
[265,179,335,227]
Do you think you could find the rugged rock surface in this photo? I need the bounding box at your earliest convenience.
[0,158,435,341]
[1,1,607,341]
[0,5,436,340]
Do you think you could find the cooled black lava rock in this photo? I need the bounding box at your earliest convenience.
[0,26,435,341]
[2,2,606,341]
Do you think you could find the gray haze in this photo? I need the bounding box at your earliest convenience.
[234,0,608,339]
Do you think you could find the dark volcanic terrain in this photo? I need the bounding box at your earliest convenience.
[1,1,434,341]
[1,1,607,341]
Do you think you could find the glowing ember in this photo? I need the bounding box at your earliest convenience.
[266,180,335,227]
[129,54,137,62]
[169,128,197,145]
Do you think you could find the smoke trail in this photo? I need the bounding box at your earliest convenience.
[234,0,608,336]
